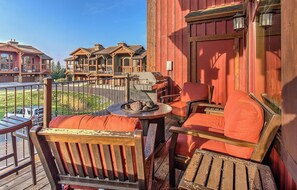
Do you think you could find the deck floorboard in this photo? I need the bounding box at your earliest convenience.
[0,118,181,190]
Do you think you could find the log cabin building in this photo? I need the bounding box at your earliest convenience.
[0,39,52,82]
[147,0,297,188]
[65,42,146,81]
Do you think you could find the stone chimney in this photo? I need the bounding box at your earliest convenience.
[8,39,19,45]
[117,42,127,47]
[94,43,104,51]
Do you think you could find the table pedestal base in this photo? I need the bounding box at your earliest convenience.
[140,117,165,148]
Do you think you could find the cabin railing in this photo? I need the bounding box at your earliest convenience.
[0,75,147,171]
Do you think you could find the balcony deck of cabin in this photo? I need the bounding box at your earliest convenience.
[0,118,182,190]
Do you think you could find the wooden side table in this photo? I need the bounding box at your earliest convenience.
[0,116,36,185]
[178,149,277,190]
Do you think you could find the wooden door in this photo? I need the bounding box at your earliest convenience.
[196,40,236,105]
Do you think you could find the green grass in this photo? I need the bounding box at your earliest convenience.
[0,89,111,119]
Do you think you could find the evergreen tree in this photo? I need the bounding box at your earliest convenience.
[56,61,61,72]
[51,60,66,80]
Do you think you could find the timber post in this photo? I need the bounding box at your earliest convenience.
[125,74,130,102]
[43,78,52,128]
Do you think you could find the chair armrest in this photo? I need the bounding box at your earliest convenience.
[185,99,210,118]
[160,94,180,103]
[144,123,157,161]
[204,107,224,115]
[191,102,225,109]
[169,126,256,148]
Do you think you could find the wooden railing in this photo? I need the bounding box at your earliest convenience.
[0,75,151,171]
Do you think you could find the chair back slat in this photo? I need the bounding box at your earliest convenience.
[134,131,146,189]
[250,94,281,162]
[125,146,136,182]
[69,143,85,177]
[102,144,115,180]
[114,145,125,181]
[59,142,76,176]
[48,142,66,175]
[80,143,95,178]
[90,144,105,179]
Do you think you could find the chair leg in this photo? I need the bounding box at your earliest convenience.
[169,134,178,187]
[169,155,176,187]
[11,132,18,175]
[26,125,36,185]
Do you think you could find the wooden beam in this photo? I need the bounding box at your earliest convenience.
[43,78,52,128]
[147,0,156,72]
[189,33,243,42]
[280,0,297,183]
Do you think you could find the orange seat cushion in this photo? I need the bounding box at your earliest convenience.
[180,82,209,102]
[224,96,264,159]
[169,101,187,117]
[175,114,225,157]
[183,113,225,131]
[175,124,226,157]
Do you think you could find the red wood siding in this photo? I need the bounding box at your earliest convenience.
[270,149,297,190]
[149,0,242,93]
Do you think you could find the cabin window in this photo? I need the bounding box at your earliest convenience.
[23,56,31,65]
[0,53,9,62]
[123,58,130,66]
[107,58,112,65]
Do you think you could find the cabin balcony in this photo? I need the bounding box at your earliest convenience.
[0,76,288,189]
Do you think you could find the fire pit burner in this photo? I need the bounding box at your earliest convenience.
[121,100,159,113]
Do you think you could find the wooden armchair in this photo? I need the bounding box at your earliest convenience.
[169,92,281,187]
[30,124,157,190]
[160,82,214,123]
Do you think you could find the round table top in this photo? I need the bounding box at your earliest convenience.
[107,102,172,120]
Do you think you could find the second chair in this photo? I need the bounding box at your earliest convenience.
[160,82,214,123]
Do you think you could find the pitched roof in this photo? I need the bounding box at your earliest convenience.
[42,54,53,60]
[94,44,144,55]
[185,3,243,22]
[132,51,146,59]
[0,41,48,55]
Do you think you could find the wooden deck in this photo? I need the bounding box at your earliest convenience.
[0,118,183,190]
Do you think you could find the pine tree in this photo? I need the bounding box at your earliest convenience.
[56,61,61,72]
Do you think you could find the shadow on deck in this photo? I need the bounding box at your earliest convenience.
[0,118,183,190]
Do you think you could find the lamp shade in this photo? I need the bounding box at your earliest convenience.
[259,12,273,27]
[233,13,245,31]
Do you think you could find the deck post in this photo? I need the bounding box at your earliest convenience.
[43,77,52,128]
[125,74,130,102]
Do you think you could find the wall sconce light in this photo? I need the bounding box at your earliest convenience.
[233,13,245,31]
[259,12,273,27]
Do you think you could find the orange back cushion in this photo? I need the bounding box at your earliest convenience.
[180,82,209,102]
[224,96,264,159]
[224,90,249,119]
[49,115,142,131]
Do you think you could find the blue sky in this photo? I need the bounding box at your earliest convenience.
[0,0,146,65]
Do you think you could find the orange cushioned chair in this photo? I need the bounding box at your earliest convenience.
[160,82,214,123]
[30,115,157,190]
[168,90,281,187]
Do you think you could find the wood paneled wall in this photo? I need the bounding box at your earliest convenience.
[147,0,242,94]
[278,0,297,187]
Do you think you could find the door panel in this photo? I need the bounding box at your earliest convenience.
[197,40,236,104]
